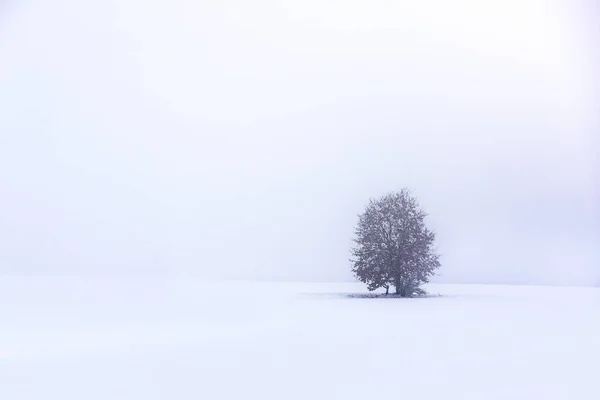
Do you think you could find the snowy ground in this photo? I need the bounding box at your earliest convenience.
[0,278,598,399]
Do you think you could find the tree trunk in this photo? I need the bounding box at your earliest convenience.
[385,286,389,295]
[395,279,407,297]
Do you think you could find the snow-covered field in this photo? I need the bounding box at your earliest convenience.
[0,278,598,399]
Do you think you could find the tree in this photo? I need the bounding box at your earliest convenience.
[351,189,440,297]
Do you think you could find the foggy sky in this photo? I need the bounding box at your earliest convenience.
[0,0,598,285]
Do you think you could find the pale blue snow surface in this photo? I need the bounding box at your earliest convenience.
[0,278,598,399]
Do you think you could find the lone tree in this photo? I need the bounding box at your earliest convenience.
[351,189,440,297]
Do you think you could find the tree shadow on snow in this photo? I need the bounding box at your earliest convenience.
[303,292,446,300]
[345,292,443,299]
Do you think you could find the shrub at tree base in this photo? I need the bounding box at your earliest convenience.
[351,189,440,297]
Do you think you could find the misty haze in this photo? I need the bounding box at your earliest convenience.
[0,1,598,399]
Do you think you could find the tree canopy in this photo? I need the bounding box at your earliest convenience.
[351,189,440,297]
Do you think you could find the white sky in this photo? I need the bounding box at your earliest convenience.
[0,0,598,285]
